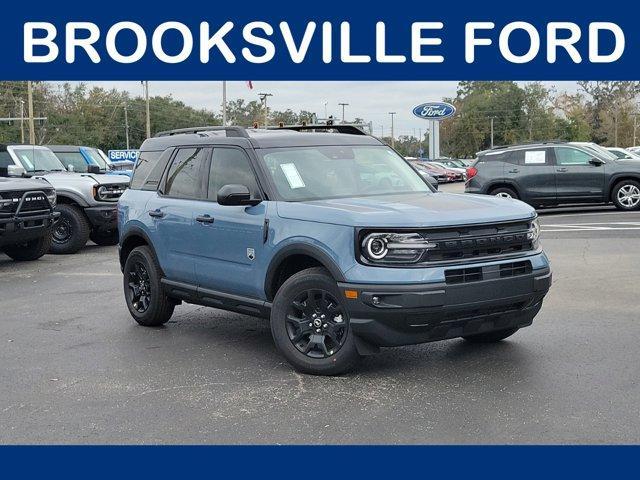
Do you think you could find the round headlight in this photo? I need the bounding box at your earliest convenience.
[364,235,388,260]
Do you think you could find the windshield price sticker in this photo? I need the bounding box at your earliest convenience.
[280,163,306,189]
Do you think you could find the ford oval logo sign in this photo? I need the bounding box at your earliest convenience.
[412,102,456,121]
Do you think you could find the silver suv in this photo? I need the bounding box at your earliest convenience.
[6,145,130,254]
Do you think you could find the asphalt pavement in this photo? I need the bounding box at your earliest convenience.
[1,189,639,444]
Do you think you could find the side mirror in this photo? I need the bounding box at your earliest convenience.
[67,164,75,172]
[217,184,261,206]
[87,164,101,174]
[589,158,604,166]
[6,165,27,177]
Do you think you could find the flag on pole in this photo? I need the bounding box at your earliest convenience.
[246,81,253,90]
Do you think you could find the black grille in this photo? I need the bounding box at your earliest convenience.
[445,260,532,285]
[422,221,534,263]
[0,190,53,215]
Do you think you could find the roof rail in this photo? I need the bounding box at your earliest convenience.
[489,139,567,150]
[154,126,250,138]
[267,123,368,136]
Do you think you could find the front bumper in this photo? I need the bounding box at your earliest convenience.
[0,211,60,247]
[338,267,551,347]
[85,206,118,232]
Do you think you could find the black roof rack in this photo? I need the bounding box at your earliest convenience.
[489,139,567,150]
[267,124,367,136]
[154,126,250,138]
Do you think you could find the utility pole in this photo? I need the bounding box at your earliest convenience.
[222,81,227,126]
[490,117,495,149]
[634,113,638,146]
[389,112,396,148]
[144,81,151,139]
[338,103,349,123]
[27,81,35,144]
[614,114,619,147]
[418,128,423,157]
[379,125,384,138]
[258,93,272,128]
[19,100,25,144]
[323,101,328,120]
[124,103,130,150]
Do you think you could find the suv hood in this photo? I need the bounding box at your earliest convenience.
[33,171,130,186]
[276,192,536,228]
[0,176,54,191]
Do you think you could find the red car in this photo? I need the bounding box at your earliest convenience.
[418,162,462,183]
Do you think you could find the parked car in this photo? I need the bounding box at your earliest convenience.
[408,162,438,189]
[118,125,551,375]
[466,141,640,210]
[607,147,640,160]
[430,161,467,181]
[627,146,640,154]
[0,153,58,261]
[93,148,135,177]
[417,161,458,183]
[47,145,132,177]
[4,145,130,253]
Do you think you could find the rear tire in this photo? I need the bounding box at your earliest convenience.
[463,327,519,343]
[50,204,91,254]
[3,235,51,261]
[612,180,640,211]
[123,246,174,326]
[490,187,519,200]
[90,230,119,246]
[270,267,361,376]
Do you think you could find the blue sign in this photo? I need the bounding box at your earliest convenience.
[108,150,139,162]
[412,102,456,121]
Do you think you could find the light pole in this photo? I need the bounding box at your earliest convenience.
[19,99,25,144]
[222,81,227,126]
[124,103,130,150]
[379,125,384,138]
[388,112,396,148]
[27,81,35,145]
[258,93,273,128]
[490,117,495,148]
[338,103,349,123]
[144,81,151,139]
[634,113,638,146]
[323,101,328,120]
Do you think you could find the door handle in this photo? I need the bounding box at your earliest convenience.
[556,167,568,173]
[148,209,165,218]
[196,214,214,224]
[508,169,519,173]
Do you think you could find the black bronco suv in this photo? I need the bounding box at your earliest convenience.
[466,141,640,210]
[0,162,58,261]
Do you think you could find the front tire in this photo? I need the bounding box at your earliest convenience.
[463,327,519,343]
[90,230,119,246]
[612,180,640,211]
[50,204,91,254]
[3,235,51,261]
[123,246,174,326]
[270,267,361,376]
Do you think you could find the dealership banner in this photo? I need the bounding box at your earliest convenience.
[4,0,640,80]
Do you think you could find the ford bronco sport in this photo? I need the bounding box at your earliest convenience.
[0,154,58,261]
[118,125,551,375]
[4,145,130,253]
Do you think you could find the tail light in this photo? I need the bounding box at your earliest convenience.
[466,167,478,180]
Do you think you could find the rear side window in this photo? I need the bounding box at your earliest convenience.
[130,150,162,190]
[511,149,549,166]
[164,148,209,199]
[480,152,512,164]
[207,148,260,200]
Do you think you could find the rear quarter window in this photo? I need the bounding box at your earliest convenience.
[130,150,163,190]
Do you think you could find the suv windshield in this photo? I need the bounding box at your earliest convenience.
[12,147,66,172]
[578,143,617,161]
[260,145,432,201]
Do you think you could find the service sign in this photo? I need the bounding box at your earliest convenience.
[412,102,456,121]
[108,150,139,162]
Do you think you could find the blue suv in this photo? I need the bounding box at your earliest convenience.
[118,125,551,375]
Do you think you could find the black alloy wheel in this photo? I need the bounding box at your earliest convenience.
[285,289,348,359]
[127,261,152,313]
[52,217,73,244]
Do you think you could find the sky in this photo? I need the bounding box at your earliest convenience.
[76,81,580,137]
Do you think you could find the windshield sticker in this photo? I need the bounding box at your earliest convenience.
[525,151,546,164]
[19,154,34,169]
[280,163,306,189]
